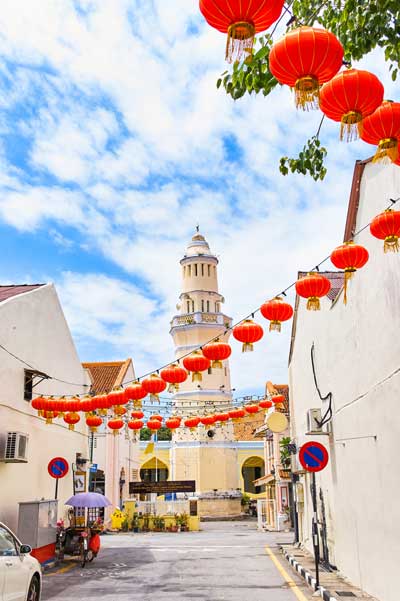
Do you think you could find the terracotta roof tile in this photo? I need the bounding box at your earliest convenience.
[266,382,290,416]
[82,360,132,394]
[0,284,46,302]
[233,413,265,441]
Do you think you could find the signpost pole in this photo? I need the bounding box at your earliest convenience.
[55,478,59,500]
[311,472,320,589]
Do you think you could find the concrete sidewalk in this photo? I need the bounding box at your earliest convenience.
[281,543,380,601]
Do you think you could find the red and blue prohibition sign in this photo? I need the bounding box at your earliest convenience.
[48,457,69,479]
[299,441,329,473]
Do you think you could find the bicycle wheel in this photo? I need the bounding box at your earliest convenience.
[79,542,87,568]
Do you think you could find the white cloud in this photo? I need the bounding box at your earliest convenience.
[0,0,394,393]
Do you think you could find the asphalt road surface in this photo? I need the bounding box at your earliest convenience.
[43,521,313,601]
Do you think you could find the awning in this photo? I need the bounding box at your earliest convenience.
[253,474,275,486]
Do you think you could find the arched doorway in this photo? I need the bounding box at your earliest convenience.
[140,457,169,483]
[241,456,265,494]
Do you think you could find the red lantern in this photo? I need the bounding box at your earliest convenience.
[370,209,400,252]
[142,374,167,402]
[114,405,127,416]
[31,396,42,416]
[259,399,273,410]
[128,419,144,431]
[361,101,400,162]
[124,382,147,404]
[183,351,211,382]
[80,395,95,415]
[260,297,293,332]
[202,339,232,369]
[86,415,102,432]
[95,394,108,415]
[160,364,188,392]
[199,0,284,63]
[108,388,126,409]
[271,394,285,405]
[269,27,343,110]
[147,419,162,431]
[295,273,331,311]
[151,414,163,422]
[245,404,259,414]
[184,417,201,431]
[330,241,369,304]
[43,410,59,425]
[233,319,263,352]
[320,69,384,141]
[200,415,216,428]
[215,412,230,422]
[131,410,144,420]
[166,417,181,430]
[107,418,124,436]
[64,412,80,431]
[228,408,246,421]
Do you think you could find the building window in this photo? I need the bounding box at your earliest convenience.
[206,300,210,312]
[187,301,190,313]
[201,264,204,276]
[194,264,198,276]
[24,370,34,402]
[188,265,191,276]
[201,300,205,312]
[207,264,211,276]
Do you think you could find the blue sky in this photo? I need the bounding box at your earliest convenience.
[0,0,396,395]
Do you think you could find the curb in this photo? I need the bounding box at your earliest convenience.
[281,548,339,601]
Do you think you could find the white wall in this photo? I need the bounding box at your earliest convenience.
[0,284,91,531]
[289,163,400,601]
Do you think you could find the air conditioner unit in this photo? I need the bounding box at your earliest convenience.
[0,432,29,463]
[306,408,323,434]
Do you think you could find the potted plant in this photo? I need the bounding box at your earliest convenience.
[178,512,189,532]
[241,493,251,513]
[132,513,140,533]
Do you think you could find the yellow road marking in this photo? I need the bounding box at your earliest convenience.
[265,545,311,601]
[45,562,76,576]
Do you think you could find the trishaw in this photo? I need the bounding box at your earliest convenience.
[56,492,110,567]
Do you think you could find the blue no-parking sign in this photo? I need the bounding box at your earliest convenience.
[48,457,69,479]
[299,441,329,473]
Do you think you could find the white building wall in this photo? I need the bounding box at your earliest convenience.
[289,163,400,601]
[0,284,91,531]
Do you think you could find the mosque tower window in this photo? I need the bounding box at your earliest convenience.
[201,300,205,312]
[192,300,195,312]
[207,264,211,276]
[188,265,191,276]
[206,300,210,312]
[201,263,204,276]
[194,264,198,276]
[187,301,190,313]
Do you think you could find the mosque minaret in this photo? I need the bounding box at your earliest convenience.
[169,230,241,516]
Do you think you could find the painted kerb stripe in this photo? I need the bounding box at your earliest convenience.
[281,548,340,601]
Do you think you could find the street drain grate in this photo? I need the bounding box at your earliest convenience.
[335,592,357,597]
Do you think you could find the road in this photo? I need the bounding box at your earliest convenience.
[43,521,313,601]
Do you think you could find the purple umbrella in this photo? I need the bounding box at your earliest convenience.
[65,492,112,508]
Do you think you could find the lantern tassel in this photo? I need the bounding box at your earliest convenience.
[192,372,202,382]
[372,138,398,163]
[225,22,255,63]
[212,360,223,369]
[384,235,400,253]
[343,269,356,305]
[294,76,319,111]
[306,296,320,311]
[242,342,254,352]
[269,321,282,332]
[340,112,362,142]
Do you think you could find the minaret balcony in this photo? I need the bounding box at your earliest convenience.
[170,311,232,328]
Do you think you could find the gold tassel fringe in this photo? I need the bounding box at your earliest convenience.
[212,360,223,369]
[372,138,398,163]
[242,342,254,352]
[294,76,319,110]
[306,296,320,311]
[225,22,255,64]
[192,372,202,382]
[340,111,362,142]
[343,269,355,305]
[269,321,282,332]
[384,235,400,252]
[68,424,75,431]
